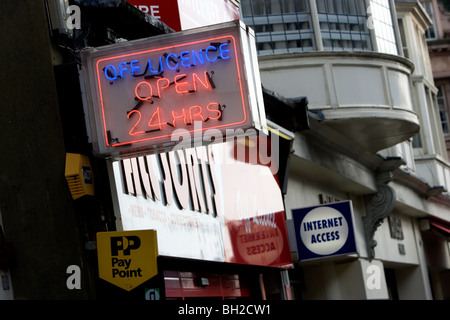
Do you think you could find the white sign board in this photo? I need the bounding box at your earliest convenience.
[81,20,266,157]
[108,140,292,267]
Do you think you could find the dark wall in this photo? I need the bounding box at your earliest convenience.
[0,0,91,299]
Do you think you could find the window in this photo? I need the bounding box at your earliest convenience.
[241,0,315,55]
[412,132,423,149]
[241,0,401,55]
[317,0,372,51]
[369,0,398,55]
[397,19,409,58]
[422,1,437,40]
[438,86,450,135]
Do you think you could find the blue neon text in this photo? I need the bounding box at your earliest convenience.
[103,42,231,81]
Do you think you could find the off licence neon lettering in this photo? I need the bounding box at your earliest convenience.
[104,43,230,81]
[95,34,248,148]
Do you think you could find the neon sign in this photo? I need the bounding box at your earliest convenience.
[81,20,266,157]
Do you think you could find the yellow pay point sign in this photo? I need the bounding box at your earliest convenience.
[97,230,158,291]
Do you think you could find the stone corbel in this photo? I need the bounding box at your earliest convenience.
[363,157,403,261]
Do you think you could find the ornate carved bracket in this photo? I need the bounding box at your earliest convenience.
[364,183,396,261]
[363,157,403,261]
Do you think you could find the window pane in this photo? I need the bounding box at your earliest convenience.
[294,0,309,12]
[253,0,267,15]
[240,0,315,54]
[369,0,398,55]
[422,1,437,40]
[241,1,252,17]
[267,0,282,14]
[438,86,450,135]
[319,0,373,51]
[397,18,409,58]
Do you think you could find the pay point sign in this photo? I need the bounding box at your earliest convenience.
[97,230,158,291]
[292,201,357,261]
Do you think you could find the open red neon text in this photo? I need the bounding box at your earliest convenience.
[94,35,249,148]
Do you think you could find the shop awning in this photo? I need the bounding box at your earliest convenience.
[430,220,450,237]
[425,218,450,238]
[262,86,309,133]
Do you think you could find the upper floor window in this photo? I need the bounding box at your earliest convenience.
[438,86,450,135]
[241,0,315,54]
[421,1,437,40]
[369,0,398,55]
[241,0,400,55]
[317,0,372,51]
[397,18,409,58]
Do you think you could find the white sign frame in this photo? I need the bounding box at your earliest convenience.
[80,20,267,158]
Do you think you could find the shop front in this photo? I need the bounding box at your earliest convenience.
[80,20,293,299]
[99,140,292,300]
[284,152,442,300]
[419,217,450,299]
[93,139,292,300]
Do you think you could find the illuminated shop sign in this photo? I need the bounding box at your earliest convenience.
[108,141,292,268]
[80,20,266,157]
[292,201,357,261]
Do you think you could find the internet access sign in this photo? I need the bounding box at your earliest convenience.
[292,201,357,261]
[97,230,158,291]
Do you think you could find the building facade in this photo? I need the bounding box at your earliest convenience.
[419,0,450,298]
[421,0,450,167]
[0,0,295,300]
[1,0,450,301]
[241,0,450,299]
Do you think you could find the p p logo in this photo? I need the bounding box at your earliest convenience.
[97,230,158,291]
[110,236,141,256]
